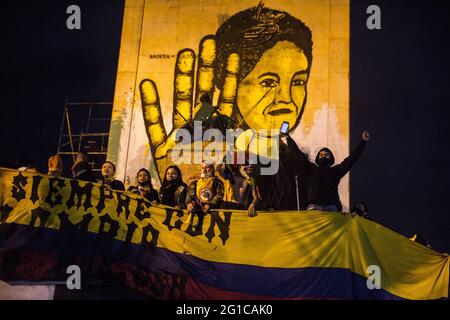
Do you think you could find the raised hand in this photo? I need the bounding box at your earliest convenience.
[139,36,240,182]
[362,131,370,141]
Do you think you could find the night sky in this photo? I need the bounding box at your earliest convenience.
[0,0,449,251]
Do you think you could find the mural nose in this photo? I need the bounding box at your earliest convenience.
[275,83,291,104]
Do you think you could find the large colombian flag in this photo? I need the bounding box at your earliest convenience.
[0,168,448,300]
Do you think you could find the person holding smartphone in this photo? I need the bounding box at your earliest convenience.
[252,121,310,211]
[285,130,370,212]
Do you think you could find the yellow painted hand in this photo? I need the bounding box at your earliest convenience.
[139,36,240,182]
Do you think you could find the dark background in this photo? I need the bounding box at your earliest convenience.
[0,0,449,251]
[350,0,450,251]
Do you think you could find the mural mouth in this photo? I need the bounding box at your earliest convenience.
[267,108,293,116]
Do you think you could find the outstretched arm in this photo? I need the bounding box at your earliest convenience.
[285,135,314,175]
[337,131,370,177]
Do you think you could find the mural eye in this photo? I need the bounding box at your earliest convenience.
[259,78,278,88]
[291,79,306,86]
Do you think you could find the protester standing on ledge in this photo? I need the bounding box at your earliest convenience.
[286,131,370,212]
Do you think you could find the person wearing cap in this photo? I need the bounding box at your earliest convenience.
[185,160,224,214]
[98,161,125,191]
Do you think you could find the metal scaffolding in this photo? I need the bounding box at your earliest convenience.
[57,101,112,176]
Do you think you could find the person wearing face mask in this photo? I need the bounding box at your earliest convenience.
[98,161,125,191]
[185,160,224,214]
[286,131,370,212]
[159,165,188,209]
[127,168,159,203]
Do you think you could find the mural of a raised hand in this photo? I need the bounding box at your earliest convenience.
[139,36,240,182]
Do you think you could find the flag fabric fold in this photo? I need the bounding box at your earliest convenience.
[0,168,448,299]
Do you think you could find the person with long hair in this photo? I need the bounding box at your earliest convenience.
[127,168,159,203]
[159,165,187,209]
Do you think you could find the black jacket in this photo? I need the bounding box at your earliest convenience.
[159,182,188,208]
[257,140,309,210]
[72,161,96,182]
[98,178,125,191]
[287,136,366,211]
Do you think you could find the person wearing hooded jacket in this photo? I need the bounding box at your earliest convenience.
[286,131,370,212]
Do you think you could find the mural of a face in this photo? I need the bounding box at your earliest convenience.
[215,5,313,135]
[109,0,350,208]
[236,40,309,132]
